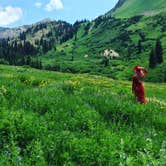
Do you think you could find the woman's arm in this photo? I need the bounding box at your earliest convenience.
[141,67,148,76]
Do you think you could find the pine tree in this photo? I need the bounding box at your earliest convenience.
[26,56,31,65]
[127,47,131,60]
[20,56,26,65]
[38,59,42,69]
[74,33,77,41]
[104,57,109,67]
[137,40,142,54]
[156,39,163,64]
[149,49,156,68]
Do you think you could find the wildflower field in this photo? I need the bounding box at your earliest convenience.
[0,65,166,165]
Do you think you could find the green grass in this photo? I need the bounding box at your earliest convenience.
[0,65,166,165]
[38,13,166,83]
[112,0,166,18]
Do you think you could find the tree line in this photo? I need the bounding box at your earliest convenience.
[0,20,78,66]
[149,39,164,68]
[0,39,37,65]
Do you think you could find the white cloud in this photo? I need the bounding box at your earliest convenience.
[45,0,63,11]
[0,6,23,26]
[35,2,43,8]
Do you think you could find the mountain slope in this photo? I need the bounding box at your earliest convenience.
[0,19,54,39]
[42,13,166,82]
[111,0,166,18]
[0,19,72,40]
[0,20,74,66]
[0,0,166,82]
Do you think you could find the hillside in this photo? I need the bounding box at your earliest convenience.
[108,0,126,13]
[110,0,166,18]
[0,65,166,165]
[42,13,166,82]
[0,19,63,39]
[0,1,166,82]
[0,20,74,66]
[18,19,73,47]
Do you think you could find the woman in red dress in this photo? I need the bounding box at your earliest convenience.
[132,66,147,104]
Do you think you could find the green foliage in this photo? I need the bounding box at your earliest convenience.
[149,39,164,69]
[146,64,166,82]
[156,39,163,64]
[0,58,9,65]
[38,11,166,82]
[111,0,166,18]
[0,65,166,165]
[149,49,156,68]
[1,1,166,83]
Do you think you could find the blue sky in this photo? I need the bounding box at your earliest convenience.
[0,0,118,27]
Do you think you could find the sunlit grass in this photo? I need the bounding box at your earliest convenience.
[0,65,166,165]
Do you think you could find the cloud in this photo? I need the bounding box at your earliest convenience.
[0,6,23,26]
[35,2,43,8]
[45,0,63,11]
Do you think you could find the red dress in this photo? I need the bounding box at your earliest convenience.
[132,75,146,104]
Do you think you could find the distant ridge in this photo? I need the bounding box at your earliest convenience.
[0,18,55,39]
[0,26,29,39]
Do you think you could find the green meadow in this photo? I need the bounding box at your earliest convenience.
[0,65,166,165]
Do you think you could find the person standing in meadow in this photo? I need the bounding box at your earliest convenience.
[132,66,147,104]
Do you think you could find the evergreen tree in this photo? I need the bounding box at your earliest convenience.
[54,46,57,52]
[155,39,163,64]
[74,33,77,41]
[70,55,73,61]
[127,47,131,60]
[84,22,91,36]
[20,56,26,65]
[164,69,166,83]
[38,59,42,69]
[104,57,109,67]
[137,40,142,54]
[71,42,77,61]
[26,56,32,65]
[149,49,156,68]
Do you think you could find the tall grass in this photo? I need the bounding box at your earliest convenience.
[0,65,166,165]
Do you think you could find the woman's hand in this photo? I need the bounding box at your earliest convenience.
[141,67,147,73]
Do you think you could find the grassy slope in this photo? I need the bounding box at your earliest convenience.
[0,65,166,165]
[40,13,166,82]
[112,0,166,18]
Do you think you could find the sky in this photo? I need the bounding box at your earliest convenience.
[0,0,118,27]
